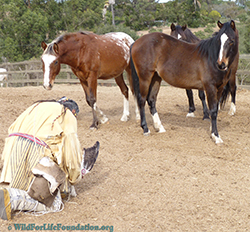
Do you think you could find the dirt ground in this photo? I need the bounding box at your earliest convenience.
[0,84,250,231]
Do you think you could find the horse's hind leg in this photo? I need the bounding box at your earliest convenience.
[228,77,237,116]
[126,66,140,121]
[186,89,196,117]
[147,73,166,133]
[115,74,130,121]
[198,90,210,120]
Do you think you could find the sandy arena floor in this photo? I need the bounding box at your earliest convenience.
[0,84,250,231]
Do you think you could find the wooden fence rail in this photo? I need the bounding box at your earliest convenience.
[1,55,250,88]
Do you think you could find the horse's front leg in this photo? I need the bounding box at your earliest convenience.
[198,90,210,120]
[115,74,130,121]
[80,78,108,130]
[205,86,223,144]
[185,89,196,117]
[228,78,237,116]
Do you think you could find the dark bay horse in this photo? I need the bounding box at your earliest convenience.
[170,23,209,119]
[171,23,239,117]
[41,31,139,129]
[130,20,239,144]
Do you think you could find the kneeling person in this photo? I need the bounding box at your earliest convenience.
[0,97,99,220]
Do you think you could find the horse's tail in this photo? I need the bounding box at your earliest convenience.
[220,81,231,108]
[130,43,141,107]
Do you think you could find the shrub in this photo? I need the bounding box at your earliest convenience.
[208,10,221,22]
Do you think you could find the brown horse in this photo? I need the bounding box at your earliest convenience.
[130,20,239,144]
[41,31,139,129]
[171,23,239,118]
[170,23,209,120]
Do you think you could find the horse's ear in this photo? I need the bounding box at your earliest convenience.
[41,41,47,51]
[53,43,59,54]
[230,20,236,31]
[171,23,176,31]
[182,24,187,31]
[217,21,223,29]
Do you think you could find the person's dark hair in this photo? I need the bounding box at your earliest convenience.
[57,97,79,117]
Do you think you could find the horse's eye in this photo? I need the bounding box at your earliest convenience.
[229,40,234,46]
[55,61,58,65]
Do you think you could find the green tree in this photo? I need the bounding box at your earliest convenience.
[0,0,49,61]
[155,0,208,28]
[243,22,250,53]
[60,0,105,32]
[117,0,157,31]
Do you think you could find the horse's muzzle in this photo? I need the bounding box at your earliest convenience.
[217,62,228,71]
[43,83,53,90]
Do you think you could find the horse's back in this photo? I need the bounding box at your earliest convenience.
[132,32,196,66]
[87,32,134,79]
[131,32,204,89]
[104,32,134,46]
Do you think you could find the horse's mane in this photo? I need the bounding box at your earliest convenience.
[43,34,65,55]
[184,28,200,43]
[44,31,93,55]
[173,25,200,43]
[195,23,235,66]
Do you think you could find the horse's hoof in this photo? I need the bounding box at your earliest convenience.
[89,126,98,131]
[186,112,195,118]
[203,115,210,120]
[154,125,166,133]
[211,133,223,144]
[143,130,151,136]
[158,126,166,133]
[120,114,130,122]
[100,116,109,124]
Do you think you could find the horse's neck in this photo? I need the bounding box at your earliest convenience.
[60,43,81,68]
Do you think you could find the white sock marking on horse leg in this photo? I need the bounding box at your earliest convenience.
[120,96,129,121]
[186,112,195,118]
[93,103,109,124]
[211,133,223,144]
[219,33,228,62]
[228,102,236,116]
[41,54,56,88]
[134,96,140,121]
[152,112,166,133]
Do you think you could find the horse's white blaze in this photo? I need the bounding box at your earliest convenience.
[177,34,182,39]
[42,54,57,87]
[152,112,166,133]
[218,33,229,62]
